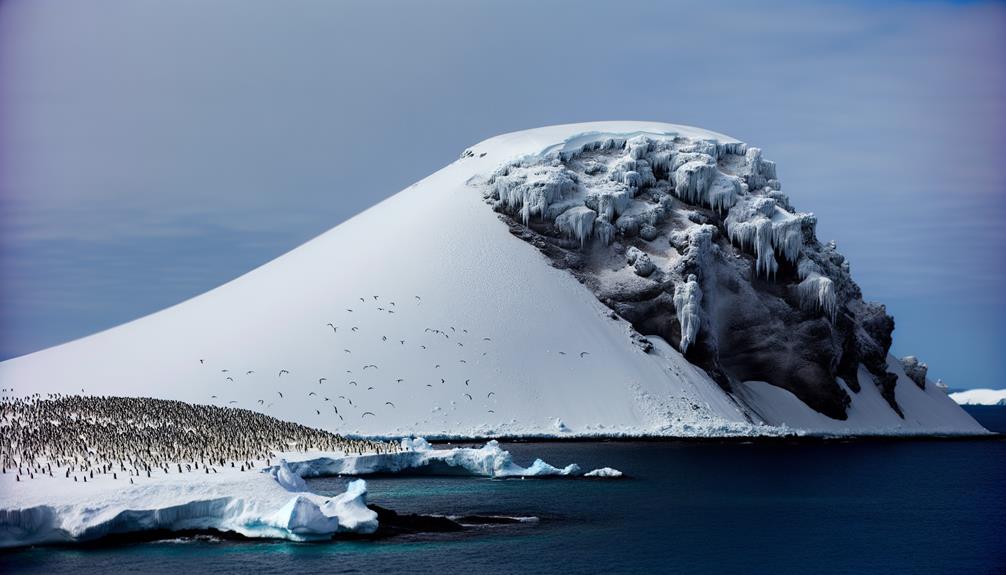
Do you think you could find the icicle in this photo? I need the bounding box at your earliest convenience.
[673,274,703,354]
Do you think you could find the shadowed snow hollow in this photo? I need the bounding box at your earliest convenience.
[0,122,986,437]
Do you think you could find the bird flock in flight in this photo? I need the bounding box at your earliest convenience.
[195,293,592,429]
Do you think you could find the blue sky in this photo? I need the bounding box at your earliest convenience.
[1,0,1004,388]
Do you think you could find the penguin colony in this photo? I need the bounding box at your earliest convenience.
[0,394,400,485]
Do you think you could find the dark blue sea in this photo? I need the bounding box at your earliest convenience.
[4,406,1004,575]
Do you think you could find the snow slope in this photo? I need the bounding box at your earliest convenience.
[0,122,986,437]
[949,389,1006,406]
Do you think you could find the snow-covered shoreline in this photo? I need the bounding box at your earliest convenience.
[273,438,621,478]
[0,439,620,549]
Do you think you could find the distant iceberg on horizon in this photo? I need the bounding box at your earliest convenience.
[950,388,1006,406]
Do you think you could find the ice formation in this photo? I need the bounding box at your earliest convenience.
[482,126,947,423]
[949,388,1006,406]
[673,274,702,354]
[273,439,620,479]
[584,467,624,478]
[0,466,377,548]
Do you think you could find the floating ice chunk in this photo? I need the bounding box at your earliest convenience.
[269,459,308,492]
[584,467,623,478]
[276,440,602,479]
[555,206,597,246]
[673,274,703,353]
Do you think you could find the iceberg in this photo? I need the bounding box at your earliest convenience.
[949,389,1006,406]
[0,462,377,549]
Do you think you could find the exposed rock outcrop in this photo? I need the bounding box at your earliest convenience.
[482,132,911,421]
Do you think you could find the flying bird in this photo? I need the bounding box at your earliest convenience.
[396,378,405,383]
[316,410,321,415]
[579,352,590,358]
[279,369,290,376]
[464,393,473,401]
[349,381,358,386]
[308,392,317,396]
[465,379,470,386]
[277,392,284,398]
[319,378,327,384]
[199,359,205,364]
[385,401,395,408]
[362,412,376,418]
[351,327,359,332]
[226,377,234,382]
[246,370,255,375]
[221,369,229,373]
[487,392,496,398]
[344,349,352,354]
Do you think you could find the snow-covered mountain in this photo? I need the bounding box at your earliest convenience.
[0,122,986,437]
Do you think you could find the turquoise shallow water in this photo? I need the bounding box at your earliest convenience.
[3,406,1004,575]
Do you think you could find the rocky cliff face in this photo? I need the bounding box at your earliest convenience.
[479,133,904,420]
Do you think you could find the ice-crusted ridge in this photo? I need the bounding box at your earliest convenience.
[480,126,956,423]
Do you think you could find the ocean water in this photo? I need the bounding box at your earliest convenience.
[3,407,1004,575]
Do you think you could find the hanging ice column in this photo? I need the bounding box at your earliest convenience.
[796,258,837,322]
[723,196,804,278]
[489,165,576,224]
[673,274,703,353]
[556,206,597,247]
